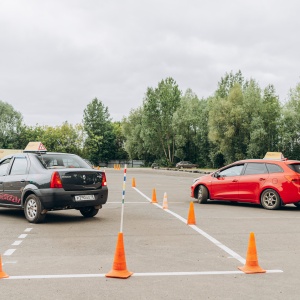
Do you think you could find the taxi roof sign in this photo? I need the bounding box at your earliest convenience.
[263,152,285,160]
[24,142,47,153]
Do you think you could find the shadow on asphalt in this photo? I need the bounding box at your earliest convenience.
[193,200,300,211]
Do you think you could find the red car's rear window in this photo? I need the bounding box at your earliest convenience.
[287,164,300,174]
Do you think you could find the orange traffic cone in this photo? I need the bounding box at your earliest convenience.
[162,192,168,209]
[187,201,196,225]
[238,232,266,274]
[132,178,136,187]
[0,255,9,279]
[106,232,133,279]
[151,188,158,203]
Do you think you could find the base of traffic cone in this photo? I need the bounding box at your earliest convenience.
[0,255,9,279]
[151,188,158,203]
[105,232,133,279]
[187,201,196,225]
[238,232,266,274]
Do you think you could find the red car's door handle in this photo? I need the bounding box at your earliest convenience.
[259,178,266,181]
[232,179,238,182]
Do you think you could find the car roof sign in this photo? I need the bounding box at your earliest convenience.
[23,142,47,153]
[263,152,285,160]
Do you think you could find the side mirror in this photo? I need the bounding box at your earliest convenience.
[214,172,221,178]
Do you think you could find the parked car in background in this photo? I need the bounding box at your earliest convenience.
[151,163,160,169]
[190,152,300,210]
[0,142,108,223]
[176,161,198,169]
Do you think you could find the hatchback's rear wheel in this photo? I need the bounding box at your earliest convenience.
[79,207,99,217]
[24,194,46,223]
[197,185,208,204]
[260,189,281,210]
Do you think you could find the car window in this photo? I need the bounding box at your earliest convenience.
[10,157,28,175]
[266,163,283,173]
[219,164,244,177]
[244,163,268,175]
[287,164,300,174]
[0,158,11,176]
[37,154,91,169]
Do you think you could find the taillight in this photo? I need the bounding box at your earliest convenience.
[50,171,63,188]
[102,172,107,186]
[284,175,300,184]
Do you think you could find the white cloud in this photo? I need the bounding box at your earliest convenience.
[0,0,299,126]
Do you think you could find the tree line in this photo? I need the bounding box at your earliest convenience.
[1,71,300,168]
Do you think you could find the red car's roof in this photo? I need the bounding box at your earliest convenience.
[231,159,300,164]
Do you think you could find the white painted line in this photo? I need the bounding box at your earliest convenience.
[18,234,28,239]
[12,240,23,246]
[4,270,283,280]
[4,249,16,256]
[24,228,33,232]
[108,202,150,204]
[2,261,17,265]
[190,225,246,264]
[133,187,246,264]
[132,187,152,202]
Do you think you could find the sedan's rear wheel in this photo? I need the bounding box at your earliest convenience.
[260,189,281,210]
[24,194,46,223]
[197,185,208,204]
[79,207,99,218]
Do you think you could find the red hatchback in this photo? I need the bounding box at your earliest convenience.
[191,157,300,210]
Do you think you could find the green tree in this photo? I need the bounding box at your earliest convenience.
[122,108,145,160]
[112,121,128,160]
[172,89,210,166]
[215,70,245,98]
[247,84,281,158]
[141,77,181,165]
[83,98,115,164]
[0,100,23,149]
[208,83,247,163]
[279,82,300,159]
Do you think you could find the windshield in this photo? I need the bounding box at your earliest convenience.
[36,153,92,169]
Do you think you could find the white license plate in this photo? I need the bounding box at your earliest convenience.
[75,195,95,201]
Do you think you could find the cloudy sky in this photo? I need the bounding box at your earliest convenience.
[1,0,299,127]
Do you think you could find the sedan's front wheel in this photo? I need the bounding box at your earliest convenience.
[24,194,46,223]
[260,189,281,210]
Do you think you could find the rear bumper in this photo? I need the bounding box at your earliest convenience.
[33,187,108,210]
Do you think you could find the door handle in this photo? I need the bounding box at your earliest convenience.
[232,179,238,182]
[259,178,266,181]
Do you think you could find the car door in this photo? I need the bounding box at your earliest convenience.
[2,156,29,206]
[238,163,269,202]
[210,164,245,201]
[0,157,13,204]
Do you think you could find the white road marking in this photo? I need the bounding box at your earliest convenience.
[18,234,28,239]
[2,261,17,264]
[3,249,16,256]
[4,270,283,280]
[12,241,23,246]
[2,228,32,257]
[133,186,254,265]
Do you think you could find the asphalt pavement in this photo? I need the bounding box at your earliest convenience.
[0,168,299,299]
